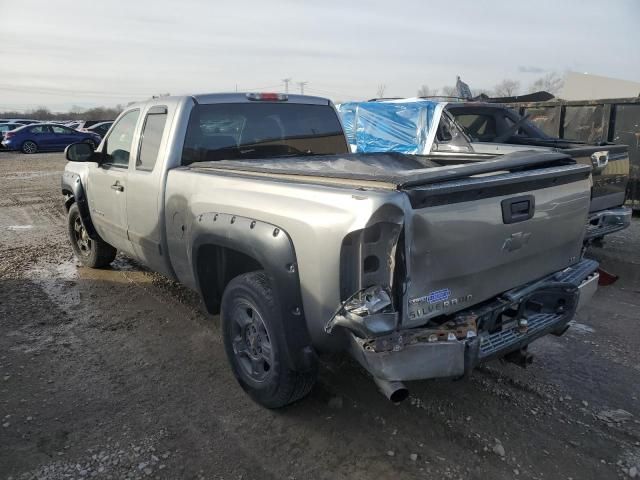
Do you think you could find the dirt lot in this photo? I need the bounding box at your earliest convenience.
[1,151,639,480]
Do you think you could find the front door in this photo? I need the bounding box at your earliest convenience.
[85,109,140,254]
[28,125,54,150]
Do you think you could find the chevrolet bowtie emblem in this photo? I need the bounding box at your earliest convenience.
[503,232,531,252]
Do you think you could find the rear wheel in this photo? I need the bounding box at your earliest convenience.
[21,141,37,154]
[67,203,117,268]
[221,271,317,408]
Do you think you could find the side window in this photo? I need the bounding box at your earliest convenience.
[30,125,51,134]
[51,125,75,134]
[104,110,140,166]
[454,114,497,141]
[434,114,472,152]
[137,107,167,172]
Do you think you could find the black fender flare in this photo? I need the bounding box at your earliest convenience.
[191,212,316,372]
[61,171,98,239]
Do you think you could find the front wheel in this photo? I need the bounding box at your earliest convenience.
[67,203,117,268]
[21,141,37,154]
[221,271,317,408]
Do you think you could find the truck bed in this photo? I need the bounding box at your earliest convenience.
[186,150,581,189]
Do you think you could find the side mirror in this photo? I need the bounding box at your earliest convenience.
[65,142,94,162]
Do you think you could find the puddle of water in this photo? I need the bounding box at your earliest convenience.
[7,225,33,231]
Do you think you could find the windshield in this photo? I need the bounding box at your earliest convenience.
[182,103,348,164]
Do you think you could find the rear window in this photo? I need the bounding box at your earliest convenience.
[453,114,497,141]
[182,103,348,164]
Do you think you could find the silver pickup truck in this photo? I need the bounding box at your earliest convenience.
[62,92,599,408]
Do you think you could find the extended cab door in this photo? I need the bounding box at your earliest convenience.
[125,105,173,276]
[85,109,140,254]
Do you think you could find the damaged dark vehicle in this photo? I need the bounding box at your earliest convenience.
[445,102,632,242]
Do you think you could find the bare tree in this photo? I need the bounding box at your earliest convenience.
[417,85,438,97]
[0,105,123,121]
[441,85,457,97]
[376,84,386,98]
[528,72,563,94]
[494,79,520,97]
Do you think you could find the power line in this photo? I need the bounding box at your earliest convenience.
[297,81,308,95]
[241,83,284,92]
[305,86,363,100]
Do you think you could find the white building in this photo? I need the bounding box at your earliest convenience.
[560,72,640,100]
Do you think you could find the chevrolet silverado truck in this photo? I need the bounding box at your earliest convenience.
[62,92,599,408]
[338,99,631,242]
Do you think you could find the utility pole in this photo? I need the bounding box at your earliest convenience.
[297,81,308,95]
[282,78,292,94]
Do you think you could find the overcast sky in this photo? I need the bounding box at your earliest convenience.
[0,0,638,112]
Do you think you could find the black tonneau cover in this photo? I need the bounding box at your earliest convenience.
[189,151,578,189]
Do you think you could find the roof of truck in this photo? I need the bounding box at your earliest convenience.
[191,92,331,105]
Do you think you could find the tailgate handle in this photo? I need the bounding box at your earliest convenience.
[502,195,535,224]
[590,150,609,172]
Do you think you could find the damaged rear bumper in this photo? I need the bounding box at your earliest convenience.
[348,259,599,382]
[585,206,632,241]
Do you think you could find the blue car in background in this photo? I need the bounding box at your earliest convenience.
[1,123,102,154]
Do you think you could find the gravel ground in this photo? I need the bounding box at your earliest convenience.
[1,151,639,480]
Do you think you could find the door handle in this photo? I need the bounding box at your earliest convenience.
[111,182,124,192]
[501,195,535,224]
[590,151,609,172]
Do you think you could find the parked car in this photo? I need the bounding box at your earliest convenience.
[61,92,598,408]
[2,123,102,153]
[6,119,41,125]
[68,120,113,131]
[81,121,113,138]
[0,123,22,146]
[337,100,631,242]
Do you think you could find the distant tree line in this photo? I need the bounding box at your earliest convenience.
[0,104,126,121]
[416,72,564,99]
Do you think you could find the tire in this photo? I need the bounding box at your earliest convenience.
[21,140,37,154]
[67,203,117,268]
[221,271,317,408]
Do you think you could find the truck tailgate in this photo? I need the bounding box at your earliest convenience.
[402,161,592,327]
[563,144,629,212]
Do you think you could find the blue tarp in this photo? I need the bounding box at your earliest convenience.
[337,100,438,154]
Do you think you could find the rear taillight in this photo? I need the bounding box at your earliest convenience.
[246,92,288,101]
[4,132,15,139]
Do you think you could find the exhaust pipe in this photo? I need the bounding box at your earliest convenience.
[374,377,409,403]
